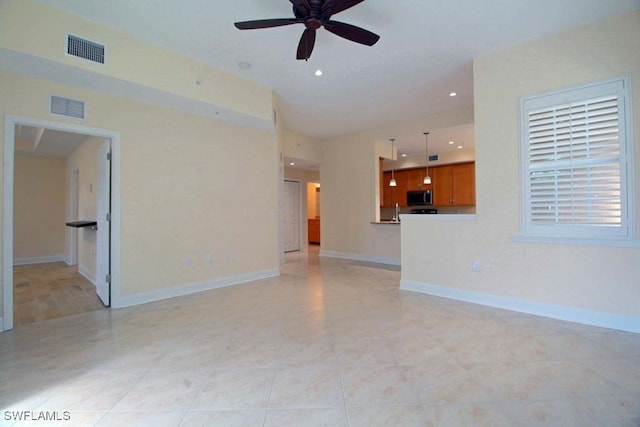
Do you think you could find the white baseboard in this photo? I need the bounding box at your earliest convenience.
[112,268,280,309]
[78,266,97,287]
[320,250,401,266]
[13,255,65,266]
[400,279,640,334]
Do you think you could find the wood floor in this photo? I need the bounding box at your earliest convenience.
[13,262,105,326]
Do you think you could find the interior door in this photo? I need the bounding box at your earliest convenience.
[283,180,301,253]
[95,139,111,306]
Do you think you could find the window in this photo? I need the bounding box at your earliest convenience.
[520,77,634,242]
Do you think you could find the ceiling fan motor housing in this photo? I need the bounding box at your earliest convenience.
[295,0,330,26]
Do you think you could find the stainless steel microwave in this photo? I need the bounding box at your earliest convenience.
[407,190,432,206]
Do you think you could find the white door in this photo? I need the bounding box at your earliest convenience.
[283,180,300,252]
[95,139,111,306]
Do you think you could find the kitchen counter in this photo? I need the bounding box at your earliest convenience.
[400,214,477,221]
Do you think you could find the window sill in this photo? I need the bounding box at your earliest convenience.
[513,234,640,248]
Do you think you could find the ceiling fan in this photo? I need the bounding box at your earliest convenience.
[234,0,380,60]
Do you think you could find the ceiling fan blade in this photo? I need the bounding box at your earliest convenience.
[322,0,365,17]
[296,29,316,60]
[290,0,311,17]
[234,18,299,30]
[324,20,380,46]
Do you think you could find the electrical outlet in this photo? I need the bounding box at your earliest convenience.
[472,260,481,272]
[225,252,232,262]
[204,254,212,264]
[185,257,193,266]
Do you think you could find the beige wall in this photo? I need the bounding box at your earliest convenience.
[0,71,280,316]
[320,107,474,264]
[283,129,323,164]
[284,167,320,183]
[65,137,102,281]
[0,0,273,123]
[402,12,640,330]
[0,1,281,323]
[13,154,65,262]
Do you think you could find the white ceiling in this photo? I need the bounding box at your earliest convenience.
[15,125,89,158]
[32,0,640,157]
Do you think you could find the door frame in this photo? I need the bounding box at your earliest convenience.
[2,115,121,331]
[69,168,80,266]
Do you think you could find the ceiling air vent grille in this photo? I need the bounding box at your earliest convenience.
[429,154,439,161]
[50,95,85,119]
[67,34,105,64]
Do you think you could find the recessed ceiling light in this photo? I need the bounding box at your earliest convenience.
[448,141,455,145]
[457,145,463,149]
[315,69,323,76]
[449,92,457,97]
[238,62,251,70]
[401,153,407,157]
[289,162,295,166]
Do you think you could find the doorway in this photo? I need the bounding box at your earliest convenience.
[283,180,301,253]
[2,115,121,332]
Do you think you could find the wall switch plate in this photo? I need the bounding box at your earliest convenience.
[472,260,481,272]
[204,254,212,264]
[185,257,193,266]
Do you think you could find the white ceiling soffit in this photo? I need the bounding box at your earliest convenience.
[33,0,640,143]
[0,48,275,135]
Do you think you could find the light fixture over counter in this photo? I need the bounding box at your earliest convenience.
[423,132,432,185]
[389,138,397,187]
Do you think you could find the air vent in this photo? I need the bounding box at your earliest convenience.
[50,95,85,119]
[429,154,439,161]
[67,34,105,64]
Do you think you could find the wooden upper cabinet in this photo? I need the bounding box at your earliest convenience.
[407,169,423,191]
[431,162,475,206]
[451,162,476,206]
[381,163,474,208]
[382,170,409,207]
[432,166,453,206]
[407,168,432,191]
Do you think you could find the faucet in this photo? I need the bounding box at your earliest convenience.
[394,202,400,222]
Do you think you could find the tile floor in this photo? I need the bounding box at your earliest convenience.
[13,262,105,326]
[1,249,639,426]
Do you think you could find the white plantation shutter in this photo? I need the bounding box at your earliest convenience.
[521,78,632,240]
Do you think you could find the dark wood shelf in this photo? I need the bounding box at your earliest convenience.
[65,220,97,229]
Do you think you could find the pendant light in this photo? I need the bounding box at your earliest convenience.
[389,138,397,187]
[423,132,432,185]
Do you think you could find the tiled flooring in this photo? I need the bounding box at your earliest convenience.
[13,262,105,326]
[1,249,639,426]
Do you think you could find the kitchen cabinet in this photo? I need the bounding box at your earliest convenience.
[382,169,408,208]
[431,162,475,206]
[407,168,432,191]
[382,167,432,207]
[381,163,473,208]
[308,218,320,244]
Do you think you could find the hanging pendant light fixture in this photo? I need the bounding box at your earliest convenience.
[423,132,432,185]
[389,138,397,187]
